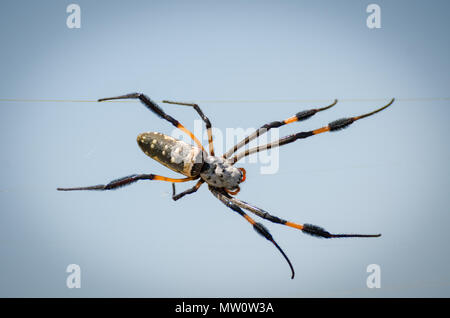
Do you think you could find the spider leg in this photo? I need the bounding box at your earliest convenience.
[172,180,204,201]
[223,99,338,159]
[229,98,395,164]
[226,196,381,238]
[209,186,295,279]
[98,93,206,152]
[57,174,196,191]
[162,100,215,156]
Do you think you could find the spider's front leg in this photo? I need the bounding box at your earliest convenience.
[223,99,338,159]
[229,98,395,164]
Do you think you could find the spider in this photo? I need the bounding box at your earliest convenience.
[58,93,395,279]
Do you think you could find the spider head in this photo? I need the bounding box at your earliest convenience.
[238,167,246,183]
[222,167,246,195]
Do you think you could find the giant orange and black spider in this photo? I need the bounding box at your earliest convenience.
[58,93,395,279]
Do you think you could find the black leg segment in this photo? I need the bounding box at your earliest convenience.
[172,180,204,201]
[209,186,295,279]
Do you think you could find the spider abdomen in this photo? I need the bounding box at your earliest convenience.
[137,132,205,177]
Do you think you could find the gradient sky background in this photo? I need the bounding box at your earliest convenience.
[0,0,449,297]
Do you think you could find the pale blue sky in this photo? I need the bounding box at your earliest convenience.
[0,0,449,297]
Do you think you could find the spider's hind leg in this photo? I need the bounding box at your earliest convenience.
[98,93,206,152]
[227,196,381,238]
[209,186,295,279]
[57,174,195,191]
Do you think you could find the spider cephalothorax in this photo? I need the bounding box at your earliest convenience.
[58,92,394,279]
[199,156,244,192]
